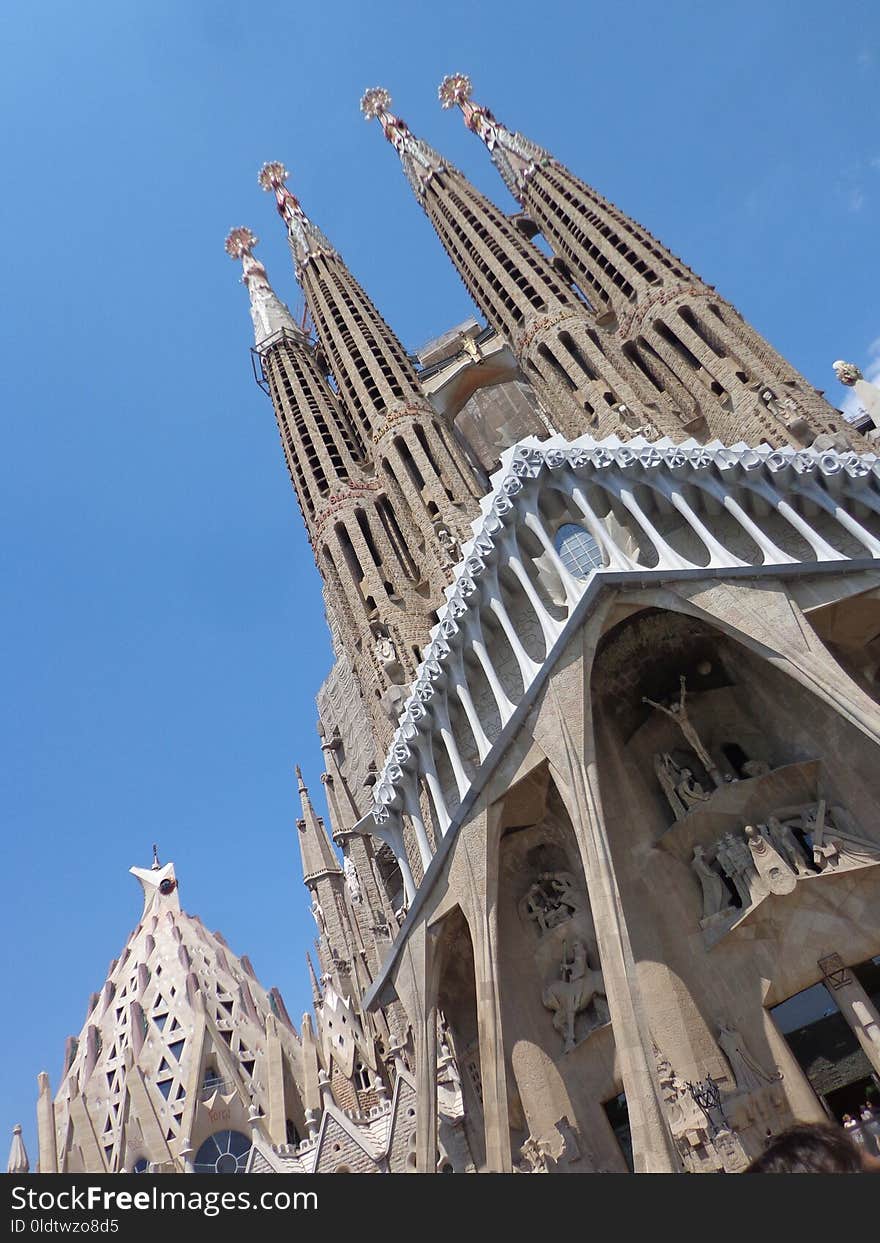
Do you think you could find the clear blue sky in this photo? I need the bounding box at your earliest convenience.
[2,0,878,1159]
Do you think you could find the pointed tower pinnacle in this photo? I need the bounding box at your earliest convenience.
[296,765,342,883]
[7,1125,29,1175]
[255,147,483,599]
[306,952,323,1007]
[129,854,180,918]
[257,163,338,269]
[360,87,446,199]
[225,226,300,347]
[436,76,861,449]
[362,86,681,442]
[438,73,548,202]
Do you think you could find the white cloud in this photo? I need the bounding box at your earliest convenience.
[839,337,880,421]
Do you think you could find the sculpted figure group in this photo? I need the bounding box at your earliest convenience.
[690,801,880,928]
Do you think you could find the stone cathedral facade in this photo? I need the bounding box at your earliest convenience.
[18,76,880,1176]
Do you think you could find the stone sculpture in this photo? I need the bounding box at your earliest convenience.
[518,1135,551,1173]
[690,799,879,943]
[774,801,880,873]
[343,856,362,904]
[741,759,771,778]
[373,631,404,683]
[744,825,797,895]
[542,940,605,1054]
[520,871,579,932]
[717,1023,782,1093]
[655,752,711,820]
[765,815,814,877]
[310,895,326,935]
[692,846,727,919]
[436,524,459,567]
[715,833,758,909]
[643,676,723,788]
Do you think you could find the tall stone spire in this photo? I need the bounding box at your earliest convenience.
[361,87,683,442]
[258,161,482,554]
[256,163,339,269]
[438,73,551,205]
[226,226,432,747]
[295,768,374,1006]
[7,1125,29,1174]
[226,226,365,520]
[295,765,342,883]
[438,73,861,449]
[225,226,300,347]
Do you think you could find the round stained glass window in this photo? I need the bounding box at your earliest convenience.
[554,523,603,578]
[194,1129,251,1174]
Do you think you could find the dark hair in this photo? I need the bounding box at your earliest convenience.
[745,1123,863,1174]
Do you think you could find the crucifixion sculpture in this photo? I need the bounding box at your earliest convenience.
[643,675,724,788]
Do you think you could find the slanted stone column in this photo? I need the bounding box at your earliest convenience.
[819,954,880,1077]
[534,623,680,1173]
[392,922,438,1173]
[36,1072,58,1174]
[466,809,513,1172]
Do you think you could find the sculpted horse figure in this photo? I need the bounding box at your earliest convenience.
[542,940,605,1053]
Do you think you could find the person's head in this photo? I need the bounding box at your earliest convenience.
[745,1123,864,1174]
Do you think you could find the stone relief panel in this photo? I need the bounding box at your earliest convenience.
[514,860,609,1054]
[518,871,579,933]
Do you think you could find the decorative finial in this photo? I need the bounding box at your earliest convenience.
[833,360,863,387]
[360,87,446,197]
[258,161,289,193]
[438,73,472,109]
[151,844,160,870]
[257,162,338,264]
[360,87,392,120]
[295,764,305,786]
[224,226,258,259]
